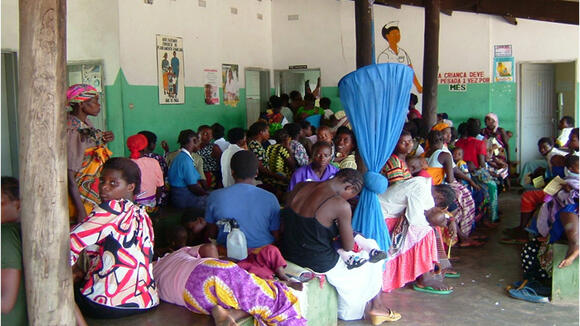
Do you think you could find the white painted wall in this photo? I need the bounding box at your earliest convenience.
[117,0,273,87]
[1,0,121,86]
[272,0,578,86]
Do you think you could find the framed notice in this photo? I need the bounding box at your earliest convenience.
[156,35,185,104]
[222,63,240,107]
[494,57,515,83]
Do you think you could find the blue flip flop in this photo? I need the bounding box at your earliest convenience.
[508,286,549,303]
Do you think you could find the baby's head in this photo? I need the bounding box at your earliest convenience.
[1,177,20,223]
[425,207,447,227]
[565,154,579,174]
[181,207,207,245]
[99,158,141,202]
[407,157,427,176]
[432,184,456,210]
[452,147,464,163]
[167,225,188,251]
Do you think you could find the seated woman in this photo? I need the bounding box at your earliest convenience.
[154,244,306,326]
[425,130,481,247]
[264,129,296,195]
[381,130,414,185]
[282,169,401,324]
[127,134,165,212]
[378,175,455,294]
[196,125,223,189]
[333,126,358,170]
[168,130,208,210]
[288,141,338,191]
[139,130,169,207]
[284,123,309,167]
[70,158,159,318]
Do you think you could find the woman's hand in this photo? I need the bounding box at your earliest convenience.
[161,140,170,153]
[102,131,114,143]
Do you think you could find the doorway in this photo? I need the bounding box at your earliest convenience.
[274,69,321,97]
[245,68,270,128]
[1,52,19,177]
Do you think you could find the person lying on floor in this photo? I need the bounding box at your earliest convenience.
[70,158,159,318]
[205,150,289,281]
[282,168,402,324]
[154,244,306,326]
[378,173,456,295]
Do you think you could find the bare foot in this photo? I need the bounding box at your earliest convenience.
[558,245,579,269]
[417,273,453,291]
[211,306,237,326]
[457,238,485,248]
[282,280,304,291]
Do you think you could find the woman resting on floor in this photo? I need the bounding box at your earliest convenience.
[153,243,306,326]
[70,158,159,318]
[282,169,401,324]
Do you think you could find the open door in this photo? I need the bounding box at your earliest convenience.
[245,68,270,128]
[1,52,19,177]
[274,69,321,97]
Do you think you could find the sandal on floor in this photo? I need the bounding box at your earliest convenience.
[369,309,402,325]
[369,249,388,263]
[508,286,549,303]
[444,271,461,278]
[499,238,527,245]
[412,283,453,295]
[346,256,368,270]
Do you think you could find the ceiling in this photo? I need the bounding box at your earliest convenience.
[374,0,579,25]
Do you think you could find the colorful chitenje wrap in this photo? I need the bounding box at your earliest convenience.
[67,84,112,219]
[183,259,306,326]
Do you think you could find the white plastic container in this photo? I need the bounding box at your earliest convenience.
[227,221,248,260]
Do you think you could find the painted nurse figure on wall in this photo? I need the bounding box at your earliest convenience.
[377,22,423,93]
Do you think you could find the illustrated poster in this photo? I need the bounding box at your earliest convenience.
[156,35,185,104]
[222,63,240,107]
[203,69,220,105]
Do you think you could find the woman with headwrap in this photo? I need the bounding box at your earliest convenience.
[127,134,164,213]
[481,113,511,189]
[66,84,114,223]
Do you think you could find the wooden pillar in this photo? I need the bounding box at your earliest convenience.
[18,1,75,325]
[422,0,440,128]
[355,0,374,69]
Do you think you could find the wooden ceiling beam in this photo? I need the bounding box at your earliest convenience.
[373,0,579,25]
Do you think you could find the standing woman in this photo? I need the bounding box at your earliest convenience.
[66,84,114,223]
[481,113,510,188]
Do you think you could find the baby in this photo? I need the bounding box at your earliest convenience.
[407,156,432,179]
[333,233,387,270]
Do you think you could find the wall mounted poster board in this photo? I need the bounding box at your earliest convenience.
[156,35,185,104]
[203,69,220,105]
[222,63,240,107]
[494,57,515,83]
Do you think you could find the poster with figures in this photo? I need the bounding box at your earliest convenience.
[156,35,185,104]
[222,63,240,107]
[494,57,515,83]
[203,69,220,105]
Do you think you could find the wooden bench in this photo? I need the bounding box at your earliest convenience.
[551,243,579,304]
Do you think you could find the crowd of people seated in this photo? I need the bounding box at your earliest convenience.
[1,84,578,325]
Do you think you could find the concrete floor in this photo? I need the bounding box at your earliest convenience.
[87,189,579,326]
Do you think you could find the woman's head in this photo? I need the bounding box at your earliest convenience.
[231,150,259,180]
[299,120,312,136]
[537,137,554,156]
[138,131,157,153]
[178,129,199,151]
[227,127,246,147]
[284,123,301,140]
[1,177,20,223]
[431,122,451,144]
[382,25,400,44]
[334,168,364,200]
[304,93,316,108]
[248,121,270,141]
[311,142,332,169]
[335,127,356,156]
[395,130,413,155]
[427,130,445,149]
[485,113,499,131]
[198,125,213,144]
[99,157,141,201]
[127,134,148,159]
[67,84,100,117]
[466,118,481,137]
[212,123,225,140]
[317,125,333,144]
[273,129,290,146]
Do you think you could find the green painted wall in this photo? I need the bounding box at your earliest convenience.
[104,69,247,157]
[321,86,344,112]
